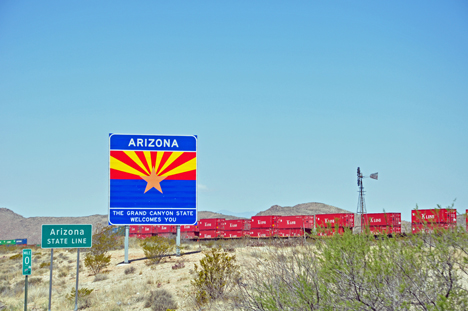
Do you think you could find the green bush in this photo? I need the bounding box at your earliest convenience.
[140,236,175,265]
[191,247,240,305]
[144,289,177,311]
[66,287,94,309]
[84,225,119,275]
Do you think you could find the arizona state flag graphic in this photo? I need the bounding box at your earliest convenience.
[109,134,197,225]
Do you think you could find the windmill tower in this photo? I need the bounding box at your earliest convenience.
[357,167,366,215]
[356,167,378,229]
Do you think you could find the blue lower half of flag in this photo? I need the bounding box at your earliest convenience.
[110,179,196,208]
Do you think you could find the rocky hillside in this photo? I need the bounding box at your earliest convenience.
[256,202,352,216]
[197,211,243,220]
[0,208,108,245]
[0,208,242,244]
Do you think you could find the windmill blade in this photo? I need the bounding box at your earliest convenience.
[370,172,378,180]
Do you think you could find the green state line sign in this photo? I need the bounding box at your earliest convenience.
[41,224,92,249]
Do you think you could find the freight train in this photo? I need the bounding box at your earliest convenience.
[129,208,461,240]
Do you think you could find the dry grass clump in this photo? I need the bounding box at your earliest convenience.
[39,262,50,269]
[9,253,22,260]
[58,268,68,278]
[124,266,136,275]
[93,273,109,282]
[144,289,177,311]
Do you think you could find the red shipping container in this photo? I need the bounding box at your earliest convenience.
[277,215,314,229]
[362,213,401,227]
[181,232,198,239]
[250,216,280,229]
[199,230,221,239]
[412,223,456,234]
[152,226,159,234]
[129,225,140,233]
[411,209,457,224]
[198,218,225,230]
[129,233,138,238]
[316,227,345,236]
[276,228,306,237]
[315,213,354,228]
[220,219,250,231]
[367,226,402,235]
[223,230,244,238]
[181,225,198,232]
[141,225,152,233]
[157,225,173,233]
[247,228,276,238]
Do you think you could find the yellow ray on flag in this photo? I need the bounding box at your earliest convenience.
[157,152,183,174]
[161,157,196,177]
[154,152,164,173]
[110,156,147,176]
[124,151,149,175]
[143,151,152,172]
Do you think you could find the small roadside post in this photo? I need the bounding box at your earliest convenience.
[176,225,181,256]
[22,249,32,311]
[42,224,92,311]
[124,225,129,264]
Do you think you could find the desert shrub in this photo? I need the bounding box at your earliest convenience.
[124,266,136,275]
[84,225,119,275]
[66,287,94,309]
[39,262,50,268]
[9,253,21,260]
[144,289,177,311]
[235,224,468,311]
[192,247,240,305]
[84,253,111,275]
[140,236,175,265]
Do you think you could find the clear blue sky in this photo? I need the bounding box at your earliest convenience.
[1,1,467,221]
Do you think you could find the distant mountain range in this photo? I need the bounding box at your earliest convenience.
[12,202,441,244]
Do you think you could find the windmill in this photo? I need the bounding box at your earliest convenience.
[356,167,378,216]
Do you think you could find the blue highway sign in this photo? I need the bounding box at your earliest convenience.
[109,134,197,225]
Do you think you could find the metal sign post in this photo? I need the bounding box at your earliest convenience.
[124,225,129,264]
[48,249,53,311]
[74,249,80,311]
[41,224,92,310]
[176,225,181,256]
[22,249,31,311]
